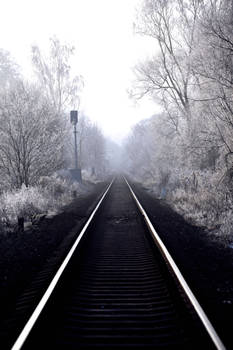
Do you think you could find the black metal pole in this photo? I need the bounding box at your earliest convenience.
[74,123,78,169]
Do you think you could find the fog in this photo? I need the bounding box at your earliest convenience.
[0,0,159,142]
[0,0,233,241]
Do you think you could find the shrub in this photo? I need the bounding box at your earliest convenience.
[141,168,233,243]
[0,184,49,226]
[168,176,233,243]
[0,175,85,233]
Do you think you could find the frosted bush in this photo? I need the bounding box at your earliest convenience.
[167,177,233,242]
[171,187,222,227]
[140,168,233,242]
[0,184,49,225]
[219,210,233,238]
[81,169,102,183]
[39,175,71,197]
[0,175,85,232]
[39,174,84,200]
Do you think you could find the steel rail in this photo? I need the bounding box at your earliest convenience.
[11,179,115,350]
[125,177,226,350]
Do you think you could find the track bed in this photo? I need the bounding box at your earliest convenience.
[13,179,220,349]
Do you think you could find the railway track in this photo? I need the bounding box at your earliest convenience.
[11,177,226,349]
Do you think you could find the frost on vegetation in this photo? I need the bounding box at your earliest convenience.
[39,175,84,200]
[0,175,85,233]
[126,0,233,245]
[81,169,102,184]
[0,38,108,234]
[0,184,48,229]
[165,170,233,244]
[132,165,233,244]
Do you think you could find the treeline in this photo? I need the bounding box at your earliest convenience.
[0,37,106,191]
[126,0,233,240]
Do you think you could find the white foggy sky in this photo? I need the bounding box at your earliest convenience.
[0,0,160,142]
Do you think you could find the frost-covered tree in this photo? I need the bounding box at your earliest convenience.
[129,0,233,236]
[31,37,86,173]
[125,114,180,190]
[84,124,106,176]
[0,81,65,188]
[0,49,20,90]
[32,37,83,116]
[134,0,202,130]
[193,0,233,174]
[133,0,233,177]
[65,114,107,176]
[105,139,124,173]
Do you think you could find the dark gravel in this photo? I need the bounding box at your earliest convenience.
[130,180,233,350]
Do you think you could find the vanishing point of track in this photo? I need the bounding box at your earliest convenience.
[11,177,226,349]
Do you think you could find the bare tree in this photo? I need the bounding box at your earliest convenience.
[65,115,107,176]
[0,81,65,188]
[125,115,178,184]
[0,49,20,90]
[192,0,233,172]
[132,0,233,173]
[134,0,201,127]
[32,37,83,116]
[85,124,106,176]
